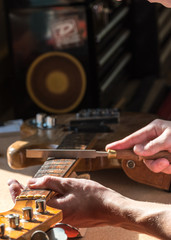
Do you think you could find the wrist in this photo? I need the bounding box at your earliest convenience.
[100,189,130,226]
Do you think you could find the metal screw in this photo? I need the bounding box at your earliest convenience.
[126,160,135,169]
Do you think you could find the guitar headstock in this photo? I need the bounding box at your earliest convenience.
[0,196,62,239]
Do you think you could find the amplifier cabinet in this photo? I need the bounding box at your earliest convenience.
[6,0,131,119]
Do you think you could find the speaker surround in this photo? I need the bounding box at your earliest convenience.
[26,51,86,113]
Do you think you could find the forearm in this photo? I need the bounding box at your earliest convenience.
[21,175,171,238]
[104,191,171,239]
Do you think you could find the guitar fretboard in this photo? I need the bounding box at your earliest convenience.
[17,132,94,201]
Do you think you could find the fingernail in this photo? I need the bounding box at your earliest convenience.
[134,144,144,153]
[105,144,110,150]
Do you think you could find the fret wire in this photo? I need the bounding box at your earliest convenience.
[41,166,69,171]
[42,163,72,169]
[35,173,64,177]
[46,159,75,164]
[44,162,75,167]
[34,159,77,178]
[37,169,69,174]
[19,132,94,200]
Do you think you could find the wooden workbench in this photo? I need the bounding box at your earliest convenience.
[0,112,171,240]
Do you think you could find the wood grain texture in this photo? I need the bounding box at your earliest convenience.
[1,131,171,240]
[6,112,171,190]
[0,200,62,240]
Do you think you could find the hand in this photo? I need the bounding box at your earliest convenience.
[8,176,123,228]
[106,119,171,174]
[147,0,171,7]
[8,176,171,239]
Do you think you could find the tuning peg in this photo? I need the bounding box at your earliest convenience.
[22,207,33,221]
[7,214,20,229]
[36,199,46,213]
[0,224,5,238]
[31,230,49,240]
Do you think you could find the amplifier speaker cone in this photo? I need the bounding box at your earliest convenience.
[26,51,86,113]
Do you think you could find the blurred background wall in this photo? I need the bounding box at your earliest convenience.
[0,0,171,121]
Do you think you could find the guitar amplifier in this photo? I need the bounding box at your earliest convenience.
[6,0,131,119]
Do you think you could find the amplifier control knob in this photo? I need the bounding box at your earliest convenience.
[45,115,57,128]
[36,113,47,128]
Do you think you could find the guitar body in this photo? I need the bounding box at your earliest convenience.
[7,110,171,191]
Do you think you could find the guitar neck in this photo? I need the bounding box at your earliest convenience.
[35,158,78,178]
[18,132,95,201]
[1,126,95,239]
[18,158,79,201]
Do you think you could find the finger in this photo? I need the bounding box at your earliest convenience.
[143,158,170,173]
[28,176,67,194]
[106,123,157,151]
[8,179,24,203]
[29,182,77,219]
[134,132,171,156]
[47,194,71,210]
[161,165,171,174]
[8,179,24,189]
[148,0,170,7]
